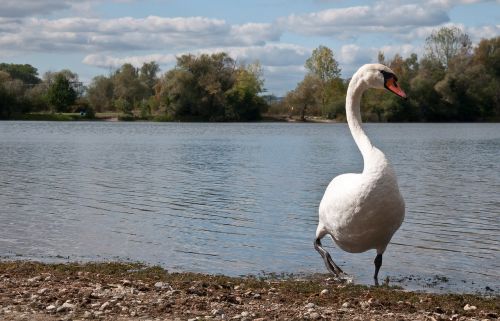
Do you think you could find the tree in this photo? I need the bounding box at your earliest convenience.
[288,74,320,121]
[113,63,149,114]
[46,73,77,112]
[139,61,160,96]
[305,45,341,81]
[225,62,266,121]
[425,26,472,69]
[304,45,342,117]
[86,75,115,112]
[0,63,40,84]
[473,36,500,77]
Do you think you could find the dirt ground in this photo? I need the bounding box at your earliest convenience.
[0,261,498,321]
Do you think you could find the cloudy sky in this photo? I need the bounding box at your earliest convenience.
[1,0,499,95]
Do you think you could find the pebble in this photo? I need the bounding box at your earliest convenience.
[46,305,56,311]
[27,276,42,282]
[99,301,111,311]
[305,303,316,309]
[309,312,320,319]
[154,281,170,289]
[320,289,329,296]
[463,304,477,311]
[240,311,249,317]
[253,293,261,299]
[37,288,48,295]
[57,302,75,312]
[212,308,224,315]
[341,302,350,308]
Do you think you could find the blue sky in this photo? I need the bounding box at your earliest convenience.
[1,0,499,95]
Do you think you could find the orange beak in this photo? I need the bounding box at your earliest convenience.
[385,77,407,99]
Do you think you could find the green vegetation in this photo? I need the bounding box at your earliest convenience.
[1,27,499,122]
[270,28,500,122]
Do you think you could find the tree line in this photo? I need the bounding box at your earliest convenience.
[0,53,267,121]
[272,27,500,122]
[1,27,499,122]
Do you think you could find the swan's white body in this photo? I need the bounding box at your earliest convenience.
[316,64,405,259]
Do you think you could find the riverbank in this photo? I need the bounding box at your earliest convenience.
[0,261,497,321]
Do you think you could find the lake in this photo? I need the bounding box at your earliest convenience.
[0,121,498,294]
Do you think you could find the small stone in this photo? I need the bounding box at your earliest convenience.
[320,289,329,296]
[188,318,197,321]
[342,302,350,308]
[57,302,75,312]
[305,302,316,309]
[309,312,320,320]
[154,281,170,289]
[83,311,92,319]
[37,288,48,295]
[253,293,261,299]
[46,305,56,311]
[241,311,249,317]
[463,304,477,311]
[99,301,110,311]
[234,285,240,290]
[28,276,42,282]
[212,309,224,315]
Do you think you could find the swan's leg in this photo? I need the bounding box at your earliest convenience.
[314,237,344,276]
[373,253,383,285]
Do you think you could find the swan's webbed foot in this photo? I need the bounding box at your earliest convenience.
[373,253,383,285]
[314,238,344,276]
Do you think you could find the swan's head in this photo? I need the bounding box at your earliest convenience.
[356,63,407,99]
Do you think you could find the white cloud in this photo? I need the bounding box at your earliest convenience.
[278,2,449,37]
[0,16,281,53]
[82,43,310,69]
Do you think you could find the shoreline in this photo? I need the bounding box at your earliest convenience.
[0,261,498,321]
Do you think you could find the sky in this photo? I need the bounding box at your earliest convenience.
[1,0,499,96]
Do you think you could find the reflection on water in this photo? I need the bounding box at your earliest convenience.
[0,121,499,293]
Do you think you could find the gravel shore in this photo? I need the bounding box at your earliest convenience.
[0,261,498,321]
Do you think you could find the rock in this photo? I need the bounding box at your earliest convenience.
[154,281,171,290]
[241,311,249,317]
[56,302,75,312]
[99,301,111,311]
[83,311,92,319]
[463,304,477,311]
[46,305,56,311]
[305,303,316,309]
[342,302,350,308]
[253,293,261,299]
[27,276,42,282]
[320,289,329,296]
[309,312,320,320]
[212,308,224,315]
[37,288,48,295]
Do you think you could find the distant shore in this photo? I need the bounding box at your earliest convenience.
[0,261,498,321]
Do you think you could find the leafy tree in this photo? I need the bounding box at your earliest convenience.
[473,36,500,77]
[303,45,342,118]
[288,74,320,121]
[225,62,266,120]
[305,45,341,81]
[425,26,472,69]
[0,63,40,84]
[113,63,149,111]
[86,75,114,112]
[46,73,77,112]
[139,61,160,96]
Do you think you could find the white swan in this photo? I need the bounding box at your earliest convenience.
[314,63,407,283]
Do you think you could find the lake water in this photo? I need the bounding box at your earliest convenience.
[0,121,498,294]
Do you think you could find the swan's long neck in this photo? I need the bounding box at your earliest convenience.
[346,75,374,163]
